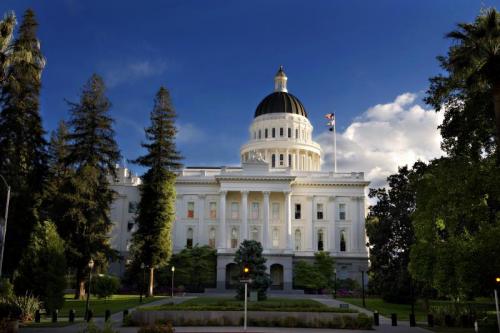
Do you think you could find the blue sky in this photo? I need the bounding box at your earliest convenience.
[1,0,496,178]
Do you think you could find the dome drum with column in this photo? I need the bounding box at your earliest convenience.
[241,66,321,171]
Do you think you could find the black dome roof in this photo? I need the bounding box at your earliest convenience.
[254,92,307,118]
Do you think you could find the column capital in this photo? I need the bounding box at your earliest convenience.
[283,190,292,197]
[329,195,336,202]
[219,190,227,196]
[241,190,249,196]
[176,194,183,200]
[306,195,313,201]
[198,194,206,199]
[263,191,271,197]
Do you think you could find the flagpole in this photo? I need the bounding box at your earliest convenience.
[333,121,337,173]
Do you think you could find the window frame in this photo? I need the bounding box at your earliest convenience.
[231,202,240,219]
[316,203,324,220]
[294,203,301,219]
[209,201,217,219]
[338,203,347,221]
[187,201,195,219]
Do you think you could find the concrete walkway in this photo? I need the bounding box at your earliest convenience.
[20,294,434,333]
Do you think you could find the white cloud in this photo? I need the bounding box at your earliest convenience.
[316,92,444,189]
[177,122,205,144]
[103,59,168,87]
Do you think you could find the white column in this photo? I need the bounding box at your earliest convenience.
[241,191,249,241]
[306,195,313,251]
[263,191,270,249]
[198,194,206,246]
[284,191,292,250]
[358,196,366,253]
[329,196,336,252]
[350,197,358,252]
[285,149,289,167]
[219,191,227,249]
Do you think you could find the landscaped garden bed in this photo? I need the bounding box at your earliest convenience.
[132,297,372,329]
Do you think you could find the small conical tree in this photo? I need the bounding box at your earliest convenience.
[234,240,271,300]
[59,74,120,299]
[0,8,47,275]
[14,220,67,314]
[129,86,182,296]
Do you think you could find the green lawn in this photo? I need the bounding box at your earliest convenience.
[339,297,495,323]
[141,296,355,313]
[55,294,166,318]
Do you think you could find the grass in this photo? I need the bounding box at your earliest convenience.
[56,294,166,318]
[339,297,495,323]
[141,296,356,313]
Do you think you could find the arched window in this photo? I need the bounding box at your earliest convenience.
[340,230,346,252]
[272,228,279,248]
[317,229,324,251]
[209,227,216,248]
[294,229,301,251]
[187,227,194,248]
[251,227,259,242]
[231,227,238,249]
[271,154,276,168]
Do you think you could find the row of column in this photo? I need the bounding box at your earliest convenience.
[242,149,320,171]
[194,192,365,253]
[217,190,292,251]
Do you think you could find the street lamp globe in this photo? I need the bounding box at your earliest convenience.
[171,266,175,272]
[88,259,94,269]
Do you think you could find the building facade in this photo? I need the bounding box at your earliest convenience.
[109,67,369,290]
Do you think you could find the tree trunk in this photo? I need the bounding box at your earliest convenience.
[493,83,500,162]
[148,267,154,297]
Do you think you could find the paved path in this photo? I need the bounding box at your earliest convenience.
[20,294,434,333]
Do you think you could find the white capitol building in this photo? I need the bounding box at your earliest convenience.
[109,67,369,291]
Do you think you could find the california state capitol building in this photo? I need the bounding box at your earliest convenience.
[108,67,369,291]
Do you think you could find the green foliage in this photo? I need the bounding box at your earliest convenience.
[233,240,271,300]
[0,8,47,276]
[91,275,120,299]
[53,74,120,298]
[156,245,216,292]
[0,11,16,84]
[78,321,119,333]
[0,278,13,299]
[14,221,66,313]
[7,293,40,322]
[129,87,182,296]
[137,322,174,333]
[293,252,335,293]
[366,164,425,303]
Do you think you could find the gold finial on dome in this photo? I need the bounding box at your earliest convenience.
[274,65,288,92]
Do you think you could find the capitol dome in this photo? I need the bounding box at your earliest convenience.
[254,66,308,118]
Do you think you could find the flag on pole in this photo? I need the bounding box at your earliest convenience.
[324,113,335,131]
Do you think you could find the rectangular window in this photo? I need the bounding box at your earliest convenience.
[295,128,299,138]
[272,154,276,168]
[295,204,301,219]
[272,128,276,138]
[288,128,291,138]
[258,130,261,139]
[209,202,217,219]
[280,127,284,137]
[272,203,280,220]
[265,129,268,138]
[339,203,346,220]
[128,201,138,214]
[288,154,292,167]
[231,202,239,219]
[317,203,324,220]
[279,154,284,166]
[251,202,259,219]
[187,201,195,218]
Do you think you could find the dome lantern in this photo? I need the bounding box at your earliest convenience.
[274,65,288,92]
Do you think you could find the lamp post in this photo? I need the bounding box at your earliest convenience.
[361,269,366,308]
[333,268,337,299]
[140,263,145,303]
[495,277,500,333]
[171,266,175,298]
[0,174,11,278]
[84,259,94,321]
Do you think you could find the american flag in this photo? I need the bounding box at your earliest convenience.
[324,113,335,131]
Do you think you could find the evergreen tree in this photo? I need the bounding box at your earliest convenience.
[14,220,67,314]
[0,11,16,85]
[0,9,47,276]
[234,240,271,300]
[58,74,120,299]
[129,86,182,296]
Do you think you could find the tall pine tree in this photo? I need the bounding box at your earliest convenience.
[0,11,16,85]
[130,86,182,296]
[0,9,47,275]
[58,74,120,298]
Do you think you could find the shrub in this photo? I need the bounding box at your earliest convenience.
[92,275,120,299]
[6,294,39,322]
[0,301,22,320]
[138,322,175,333]
[0,279,13,299]
[78,321,119,333]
